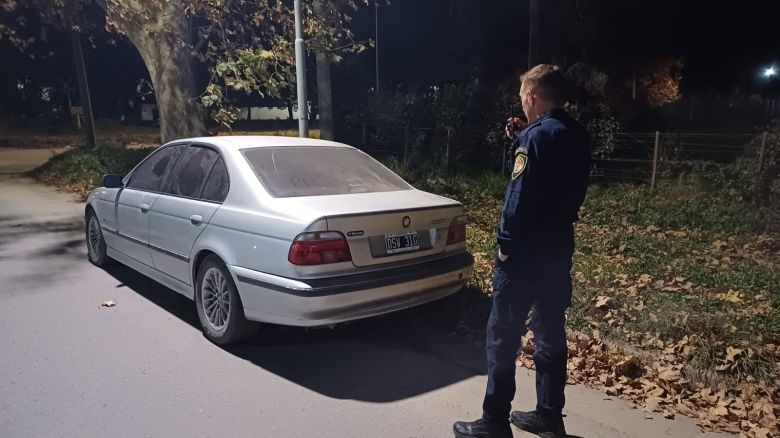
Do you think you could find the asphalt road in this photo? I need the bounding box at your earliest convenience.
[0,163,731,438]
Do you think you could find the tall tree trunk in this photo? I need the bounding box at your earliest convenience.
[71,31,96,149]
[120,6,206,143]
[529,0,568,69]
[313,0,335,140]
[549,0,568,69]
[632,57,637,101]
[528,0,543,69]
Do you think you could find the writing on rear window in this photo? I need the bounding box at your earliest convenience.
[242,146,412,198]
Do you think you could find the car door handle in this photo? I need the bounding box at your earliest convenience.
[140,203,150,213]
[189,215,203,226]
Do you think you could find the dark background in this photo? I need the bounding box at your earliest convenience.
[1,0,779,127]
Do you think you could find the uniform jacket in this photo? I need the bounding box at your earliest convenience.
[497,108,591,257]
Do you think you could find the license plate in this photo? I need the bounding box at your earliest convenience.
[385,232,420,254]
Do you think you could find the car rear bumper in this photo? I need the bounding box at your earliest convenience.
[231,252,473,326]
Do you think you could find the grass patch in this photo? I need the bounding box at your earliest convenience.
[389,164,779,385]
[32,146,153,198]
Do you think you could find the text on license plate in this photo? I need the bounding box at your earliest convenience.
[385,232,420,254]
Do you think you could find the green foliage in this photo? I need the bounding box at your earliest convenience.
[343,78,520,172]
[3,0,369,131]
[583,183,778,233]
[757,120,780,204]
[344,77,628,172]
[191,0,370,128]
[565,101,622,158]
[639,57,683,107]
[33,146,152,194]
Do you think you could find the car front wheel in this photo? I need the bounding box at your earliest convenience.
[85,209,112,267]
[195,255,258,345]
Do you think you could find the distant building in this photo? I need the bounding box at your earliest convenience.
[141,103,158,122]
[138,104,305,122]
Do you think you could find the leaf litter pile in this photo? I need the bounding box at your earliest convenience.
[440,181,780,438]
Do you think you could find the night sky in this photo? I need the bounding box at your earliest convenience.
[3,0,780,116]
[343,0,780,93]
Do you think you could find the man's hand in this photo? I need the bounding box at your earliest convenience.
[505,117,525,140]
[498,248,509,262]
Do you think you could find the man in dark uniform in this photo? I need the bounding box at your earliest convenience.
[454,64,591,438]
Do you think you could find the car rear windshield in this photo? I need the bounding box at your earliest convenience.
[242,146,413,198]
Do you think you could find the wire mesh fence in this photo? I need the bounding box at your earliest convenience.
[349,123,769,189]
[594,132,765,187]
[355,125,510,174]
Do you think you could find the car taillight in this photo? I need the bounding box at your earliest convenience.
[288,232,352,266]
[447,215,467,245]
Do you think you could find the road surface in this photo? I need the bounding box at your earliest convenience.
[0,149,731,438]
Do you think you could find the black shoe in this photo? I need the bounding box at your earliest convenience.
[453,418,512,438]
[510,410,567,438]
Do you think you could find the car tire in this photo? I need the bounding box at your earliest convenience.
[85,208,113,268]
[195,255,259,345]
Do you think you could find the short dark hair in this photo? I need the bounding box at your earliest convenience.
[520,64,568,104]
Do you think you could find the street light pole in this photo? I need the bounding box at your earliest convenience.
[294,0,309,137]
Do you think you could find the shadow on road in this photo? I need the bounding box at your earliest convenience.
[0,216,83,254]
[104,263,492,403]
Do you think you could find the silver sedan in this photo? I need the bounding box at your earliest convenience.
[85,136,473,344]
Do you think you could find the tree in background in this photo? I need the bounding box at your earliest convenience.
[1,0,368,142]
[639,57,683,107]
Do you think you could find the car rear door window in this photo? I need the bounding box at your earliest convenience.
[168,146,220,199]
[127,145,186,192]
[242,146,412,197]
[201,157,229,203]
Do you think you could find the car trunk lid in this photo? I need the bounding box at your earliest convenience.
[273,190,464,267]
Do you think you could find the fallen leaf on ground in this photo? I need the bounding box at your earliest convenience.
[101,300,117,308]
[726,347,743,363]
[594,296,612,309]
[710,405,729,417]
[716,290,743,304]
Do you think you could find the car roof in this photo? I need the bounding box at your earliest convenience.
[173,135,352,150]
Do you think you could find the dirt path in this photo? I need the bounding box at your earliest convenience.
[0,147,68,174]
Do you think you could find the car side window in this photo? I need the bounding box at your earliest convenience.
[201,157,229,203]
[168,146,220,199]
[126,145,186,192]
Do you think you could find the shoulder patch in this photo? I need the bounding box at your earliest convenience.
[515,145,529,155]
[512,152,528,180]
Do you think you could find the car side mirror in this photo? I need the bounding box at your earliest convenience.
[102,174,124,189]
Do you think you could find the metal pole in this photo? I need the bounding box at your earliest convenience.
[375,0,380,92]
[294,0,309,137]
[650,130,660,191]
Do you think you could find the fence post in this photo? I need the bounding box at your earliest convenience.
[650,130,660,191]
[403,125,410,167]
[758,131,768,173]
